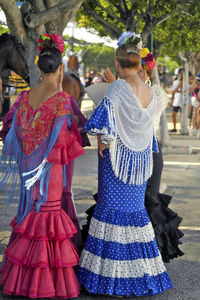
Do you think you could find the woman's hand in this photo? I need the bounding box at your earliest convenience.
[104,68,116,83]
[97,135,110,158]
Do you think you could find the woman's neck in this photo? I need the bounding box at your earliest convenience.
[40,74,59,90]
[118,69,138,80]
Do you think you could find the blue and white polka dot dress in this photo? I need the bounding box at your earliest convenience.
[78,98,173,296]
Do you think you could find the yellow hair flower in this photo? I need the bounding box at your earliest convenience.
[34,55,39,65]
[141,48,150,58]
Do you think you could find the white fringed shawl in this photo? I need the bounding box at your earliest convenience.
[103,79,158,185]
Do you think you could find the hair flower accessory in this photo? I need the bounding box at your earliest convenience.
[117,31,143,49]
[141,48,150,58]
[38,33,65,54]
[141,48,156,70]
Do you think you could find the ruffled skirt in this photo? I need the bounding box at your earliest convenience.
[78,204,173,296]
[82,191,184,264]
[0,207,80,299]
[78,151,173,296]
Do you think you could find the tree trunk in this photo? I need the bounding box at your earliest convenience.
[0,0,84,87]
[153,66,170,147]
[181,59,189,135]
[25,39,40,88]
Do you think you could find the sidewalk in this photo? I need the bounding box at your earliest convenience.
[0,102,200,299]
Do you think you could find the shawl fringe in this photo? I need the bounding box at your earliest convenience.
[0,113,67,223]
[110,138,153,186]
[104,97,154,186]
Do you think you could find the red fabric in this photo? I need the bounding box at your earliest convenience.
[16,90,71,156]
[0,91,84,298]
[70,120,82,145]
[5,237,79,268]
[10,209,77,241]
[0,208,80,298]
[0,261,80,298]
[46,120,84,165]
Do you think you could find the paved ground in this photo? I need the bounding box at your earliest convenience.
[0,104,200,299]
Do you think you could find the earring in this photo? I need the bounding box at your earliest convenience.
[58,72,61,84]
[39,71,44,83]
[39,74,43,84]
[145,77,151,86]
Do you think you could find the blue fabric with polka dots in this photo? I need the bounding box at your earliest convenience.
[84,235,160,260]
[78,267,173,297]
[79,102,173,296]
[84,98,112,134]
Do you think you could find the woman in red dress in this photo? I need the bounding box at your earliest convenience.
[0,34,84,298]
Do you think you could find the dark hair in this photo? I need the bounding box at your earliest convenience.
[178,68,184,74]
[38,47,62,73]
[116,43,140,69]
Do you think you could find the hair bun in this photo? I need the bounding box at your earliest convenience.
[38,47,62,73]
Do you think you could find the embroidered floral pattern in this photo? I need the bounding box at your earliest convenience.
[16,91,71,155]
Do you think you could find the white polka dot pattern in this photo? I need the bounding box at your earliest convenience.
[80,250,166,278]
[89,216,155,244]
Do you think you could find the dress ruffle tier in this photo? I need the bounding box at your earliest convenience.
[0,209,80,299]
[78,204,173,297]
[82,192,184,263]
[145,189,184,262]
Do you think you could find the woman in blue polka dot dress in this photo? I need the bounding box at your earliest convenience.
[78,32,173,297]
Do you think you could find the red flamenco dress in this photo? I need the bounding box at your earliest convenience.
[0,91,84,298]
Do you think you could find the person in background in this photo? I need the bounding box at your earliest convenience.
[169,68,184,133]
[85,71,94,87]
[61,72,90,249]
[188,71,194,127]
[139,48,184,262]
[0,76,3,115]
[80,74,85,87]
[92,72,103,84]
[191,73,200,136]
[1,70,11,117]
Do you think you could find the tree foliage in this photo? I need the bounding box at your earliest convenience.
[82,44,115,73]
[76,0,196,44]
[0,24,9,35]
[153,9,200,60]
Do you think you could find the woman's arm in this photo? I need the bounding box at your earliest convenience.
[97,134,110,158]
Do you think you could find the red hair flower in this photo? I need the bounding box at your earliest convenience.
[37,33,65,54]
[146,60,156,70]
[143,53,154,62]
[51,34,65,54]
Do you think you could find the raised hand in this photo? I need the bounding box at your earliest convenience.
[104,68,116,83]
